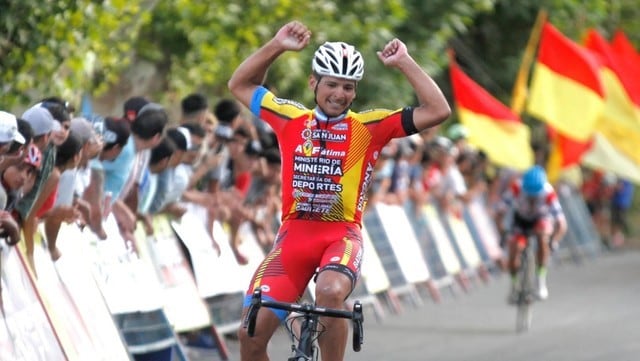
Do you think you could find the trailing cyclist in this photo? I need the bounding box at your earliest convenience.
[496,165,567,302]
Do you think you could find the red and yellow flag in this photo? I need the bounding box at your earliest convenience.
[526,22,605,141]
[546,126,593,182]
[449,57,533,170]
[584,29,640,165]
[610,30,640,108]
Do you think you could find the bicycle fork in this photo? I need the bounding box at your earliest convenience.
[289,315,317,361]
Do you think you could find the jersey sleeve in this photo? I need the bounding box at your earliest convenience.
[544,185,564,219]
[250,86,310,135]
[359,107,417,146]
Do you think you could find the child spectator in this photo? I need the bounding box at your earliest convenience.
[38,131,84,260]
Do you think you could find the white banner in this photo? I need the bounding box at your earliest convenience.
[446,214,482,268]
[88,214,164,314]
[360,226,390,294]
[235,222,266,285]
[422,205,462,275]
[466,200,503,260]
[171,205,245,298]
[374,203,430,284]
[136,216,211,332]
[33,223,131,360]
[0,244,66,361]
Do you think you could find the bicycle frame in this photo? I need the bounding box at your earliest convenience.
[244,288,364,361]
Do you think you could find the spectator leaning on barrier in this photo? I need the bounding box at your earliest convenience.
[406,136,433,212]
[0,144,42,246]
[456,148,490,203]
[430,135,485,216]
[424,136,453,208]
[243,147,282,252]
[5,118,35,162]
[581,168,616,247]
[0,111,27,173]
[446,122,469,160]
[38,131,84,260]
[228,20,451,360]
[180,122,206,166]
[147,127,190,219]
[181,93,213,133]
[123,96,150,122]
[105,101,168,244]
[15,105,62,272]
[40,98,72,146]
[181,122,223,191]
[83,116,131,240]
[209,99,263,190]
[64,117,103,219]
[366,141,395,207]
[24,100,75,259]
[222,126,263,265]
[610,178,634,248]
[139,136,176,235]
[45,117,103,256]
[175,123,223,211]
[387,138,416,205]
[0,110,31,249]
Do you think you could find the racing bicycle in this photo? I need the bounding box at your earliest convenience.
[245,288,364,361]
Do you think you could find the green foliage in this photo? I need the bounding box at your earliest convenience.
[4,0,640,114]
[136,0,409,108]
[0,0,152,109]
[136,0,503,110]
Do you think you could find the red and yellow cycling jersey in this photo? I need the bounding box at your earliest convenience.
[250,86,417,226]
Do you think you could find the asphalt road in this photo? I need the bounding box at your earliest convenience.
[194,249,640,361]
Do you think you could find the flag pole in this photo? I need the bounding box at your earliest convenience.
[510,9,548,115]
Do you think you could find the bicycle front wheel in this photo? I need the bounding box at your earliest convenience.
[516,302,532,332]
[516,242,535,332]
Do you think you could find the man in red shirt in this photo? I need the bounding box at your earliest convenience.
[228,20,451,361]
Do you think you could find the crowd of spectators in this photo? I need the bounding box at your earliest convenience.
[581,168,635,249]
[0,93,283,274]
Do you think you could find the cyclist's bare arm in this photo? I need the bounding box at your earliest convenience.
[376,39,451,132]
[228,21,312,108]
[551,215,568,243]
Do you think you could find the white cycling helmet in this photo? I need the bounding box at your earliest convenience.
[312,42,364,81]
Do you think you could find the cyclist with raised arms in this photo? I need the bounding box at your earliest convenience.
[496,165,568,302]
[228,20,451,361]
